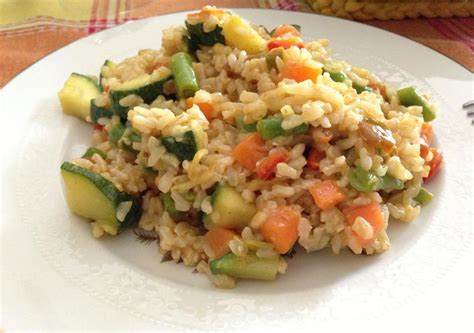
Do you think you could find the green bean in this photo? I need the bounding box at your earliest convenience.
[82,147,107,159]
[162,193,184,220]
[348,166,381,192]
[170,52,199,98]
[236,116,257,133]
[397,86,436,122]
[353,82,373,94]
[414,188,433,205]
[256,117,309,140]
[349,167,405,192]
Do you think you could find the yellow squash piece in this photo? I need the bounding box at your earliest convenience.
[222,15,266,55]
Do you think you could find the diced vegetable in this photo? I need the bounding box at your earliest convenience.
[161,130,198,162]
[82,147,107,159]
[205,227,237,259]
[60,162,141,235]
[109,74,172,118]
[267,36,304,50]
[280,62,322,83]
[265,48,284,70]
[185,22,225,47]
[348,166,380,192]
[232,133,268,171]
[90,99,113,124]
[349,167,404,192]
[187,98,216,121]
[414,187,433,205]
[358,120,395,153]
[324,70,347,83]
[162,193,185,220]
[204,185,257,229]
[378,174,404,191]
[309,179,346,210]
[222,15,266,55]
[397,86,436,122]
[259,206,300,254]
[210,252,280,281]
[99,59,116,89]
[420,122,433,145]
[58,73,101,121]
[256,151,288,180]
[343,202,383,246]
[256,117,309,140]
[353,82,373,94]
[425,148,443,181]
[109,123,126,144]
[271,24,300,38]
[235,116,257,133]
[307,148,325,171]
[170,52,199,99]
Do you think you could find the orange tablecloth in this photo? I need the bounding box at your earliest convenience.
[0,0,472,87]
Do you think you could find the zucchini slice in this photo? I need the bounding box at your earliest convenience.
[99,59,117,89]
[58,73,101,121]
[109,74,172,118]
[204,184,257,229]
[90,99,113,124]
[185,22,225,47]
[60,162,141,235]
[210,253,280,280]
[161,130,198,161]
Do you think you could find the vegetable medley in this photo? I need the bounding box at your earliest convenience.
[58,6,442,288]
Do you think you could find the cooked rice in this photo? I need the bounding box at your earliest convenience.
[64,6,441,288]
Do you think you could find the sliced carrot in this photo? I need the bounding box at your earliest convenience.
[267,37,304,50]
[280,61,322,83]
[420,122,433,145]
[260,206,300,254]
[256,151,288,180]
[185,97,194,109]
[420,138,430,159]
[232,133,268,171]
[272,25,300,38]
[205,227,237,259]
[343,202,383,246]
[186,97,216,121]
[307,148,325,171]
[309,179,345,210]
[425,148,443,181]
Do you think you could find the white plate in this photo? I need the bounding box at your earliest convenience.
[2,9,473,331]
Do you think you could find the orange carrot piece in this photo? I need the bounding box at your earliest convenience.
[343,202,384,246]
[272,25,300,38]
[307,148,325,171]
[196,102,215,121]
[280,61,322,83]
[205,227,237,259]
[185,97,194,109]
[256,151,288,180]
[309,180,346,210]
[186,97,216,121]
[260,206,300,254]
[425,148,443,181]
[267,37,304,50]
[420,122,433,145]
[232,133,268,171]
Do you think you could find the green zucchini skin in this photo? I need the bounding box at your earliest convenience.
[185,22,225,47]
[109,75,172,118]
[90,99,113,123]
[161,130,198,161]
[60,161,141,234]
[210,252,280,281]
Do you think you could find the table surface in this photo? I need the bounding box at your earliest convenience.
[0,0,473,88]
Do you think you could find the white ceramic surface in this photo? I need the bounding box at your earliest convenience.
[2,9,473,331]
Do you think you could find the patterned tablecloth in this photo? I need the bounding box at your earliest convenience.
[0,0,472,87]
